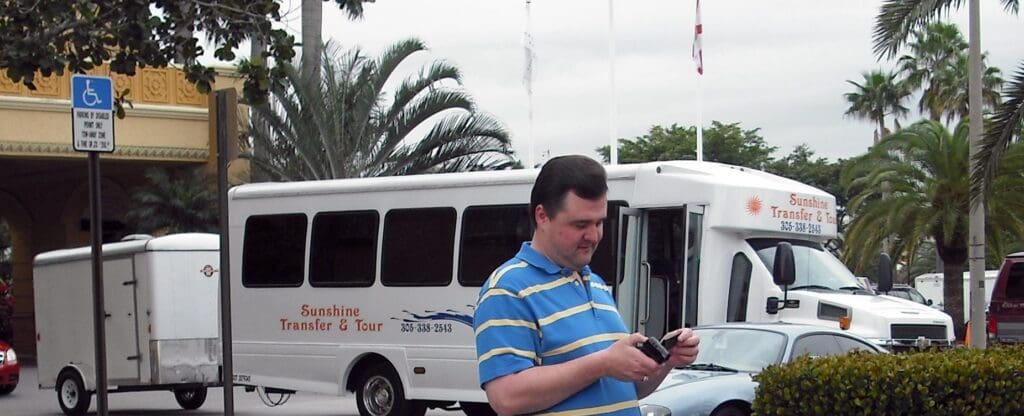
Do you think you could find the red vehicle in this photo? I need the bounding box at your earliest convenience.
[0,340,18,395]
[988,252,1024,344]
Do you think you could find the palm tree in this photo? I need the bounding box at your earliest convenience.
[928,53,1004,124]
[844,70,912,144]
[125,167,219,235]
[245,39,516,181]
[873,0,1021,197]
[841,120,1024,340]
[302,0,372,80]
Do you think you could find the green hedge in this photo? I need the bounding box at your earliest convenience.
[752,345,1024,415]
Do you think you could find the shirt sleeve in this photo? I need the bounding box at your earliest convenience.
[474,284,540,387]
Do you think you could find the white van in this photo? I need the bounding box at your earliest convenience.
[228,160,953,416]
[33,233,221,416]
[913,270,999,321]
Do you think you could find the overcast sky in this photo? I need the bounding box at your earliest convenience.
[286,0,1022,165]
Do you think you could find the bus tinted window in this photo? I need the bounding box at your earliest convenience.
[459,204,531,286]
[382,207,457,286]
[590,201,627,288]
[243,214,307,287]
[310,211,379,287]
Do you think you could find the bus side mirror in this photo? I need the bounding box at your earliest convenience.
[766,242,799,315]
[772,242,795,286]
[877,253,893,293]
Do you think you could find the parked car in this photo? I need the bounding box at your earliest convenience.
[988,252,1024,344]
[880,284,933,307]
[0,340,19,395]
[639,323,885,416]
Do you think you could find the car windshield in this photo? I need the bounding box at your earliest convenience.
[906,289,927,304]
[688,328,787,373]
[749,238,862,291]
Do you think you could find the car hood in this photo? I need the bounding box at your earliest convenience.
[641,369,757,414]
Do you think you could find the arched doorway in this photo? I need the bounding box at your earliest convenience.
[0,190,32,353]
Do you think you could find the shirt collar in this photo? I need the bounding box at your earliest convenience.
[515,242,592,278]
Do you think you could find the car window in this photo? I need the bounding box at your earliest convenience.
[791,334,841,359]
[890,290,910,300]
[833,335,877,353]
[906,289,927,304]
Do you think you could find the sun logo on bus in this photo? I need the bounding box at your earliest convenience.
[746,196,763,216]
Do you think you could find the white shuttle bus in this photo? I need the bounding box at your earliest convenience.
[229,160,953,416]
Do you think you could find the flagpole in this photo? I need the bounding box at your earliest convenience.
[692,0,704,161]
[524,0,535,168]
[608,0,618,165]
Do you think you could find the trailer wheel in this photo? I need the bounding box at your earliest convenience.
[173,386,208,410]
[56,369,91,416]
[461,401,497,416]
[355,362,426,416]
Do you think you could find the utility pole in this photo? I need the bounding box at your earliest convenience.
[967,0,986,348]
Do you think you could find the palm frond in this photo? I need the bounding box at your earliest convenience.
[972,61,1024,197]
[873,0,960,60]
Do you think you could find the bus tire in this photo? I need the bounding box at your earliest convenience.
[461,401,497,416]
[173,386,208,410]
[355,361,425,416]
[56,369,91,416]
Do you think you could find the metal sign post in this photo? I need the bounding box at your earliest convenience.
[71,74,115,416]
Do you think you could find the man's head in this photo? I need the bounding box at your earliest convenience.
[530,155,608,271]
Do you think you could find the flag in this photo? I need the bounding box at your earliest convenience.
[523,0,536,94]
[692,0,703,75]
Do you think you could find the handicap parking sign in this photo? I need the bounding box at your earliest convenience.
[71,74,115,152]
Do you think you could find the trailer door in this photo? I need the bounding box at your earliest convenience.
[103,257,141,381]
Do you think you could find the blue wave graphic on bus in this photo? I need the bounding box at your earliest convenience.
[391,305,475,327]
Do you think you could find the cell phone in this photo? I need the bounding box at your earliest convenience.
[660,330,681,350]
[637,337,671,364]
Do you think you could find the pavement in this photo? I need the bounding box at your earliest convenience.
[1,360,461,416]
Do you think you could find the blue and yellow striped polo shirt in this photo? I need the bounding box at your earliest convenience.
[474,242,640,416]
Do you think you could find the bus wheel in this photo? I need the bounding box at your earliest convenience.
[356,362,425,416]
[462,401,497,416]
[173,386,208,410]
[56,369,91,416]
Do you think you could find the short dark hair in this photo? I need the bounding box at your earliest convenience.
[530,155,607,227]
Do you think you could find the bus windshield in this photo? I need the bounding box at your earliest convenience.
[748,238,862,291]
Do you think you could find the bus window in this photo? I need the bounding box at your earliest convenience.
[382,207,457,286]
[459,204,531,287]
[590,201,627,288]
[309,210,379,287]
[242,214,307,287]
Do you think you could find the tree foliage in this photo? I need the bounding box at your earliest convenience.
[595,121,777,169]
[244,39,516,181]
[125,167,218,235]
[844,69,912,144]
[841,120,1024,338]
[872,0,1022,200]
[0,0,370,109]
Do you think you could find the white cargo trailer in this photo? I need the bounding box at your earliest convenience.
[914,270,999,322]
[33,233,221,416]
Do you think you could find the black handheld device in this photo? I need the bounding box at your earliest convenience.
[660,331,680,350]
[637,336,671,364]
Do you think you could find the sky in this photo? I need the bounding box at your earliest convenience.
[279,0,1022,166]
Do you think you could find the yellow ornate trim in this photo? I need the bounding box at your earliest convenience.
[0,140,209,161]
[0,95,208,120]
[0,64,216,108]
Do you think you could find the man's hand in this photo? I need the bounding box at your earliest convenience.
[599,333,661,382]
[662,328,700,367]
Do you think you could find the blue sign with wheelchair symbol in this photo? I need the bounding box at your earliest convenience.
[72,75,113,111]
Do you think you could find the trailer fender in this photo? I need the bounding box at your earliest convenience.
[59,364,95,392]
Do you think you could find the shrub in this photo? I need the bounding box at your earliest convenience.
[753,346,1024,415]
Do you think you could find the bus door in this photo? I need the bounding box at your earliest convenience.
[618,207,701,337]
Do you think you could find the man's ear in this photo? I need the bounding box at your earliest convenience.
[534,204,549,226]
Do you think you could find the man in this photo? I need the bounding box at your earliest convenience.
[474,155,700,416]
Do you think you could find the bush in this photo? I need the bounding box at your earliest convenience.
[752,346,1024,415]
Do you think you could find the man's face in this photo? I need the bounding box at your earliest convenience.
[534,191,607,271]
